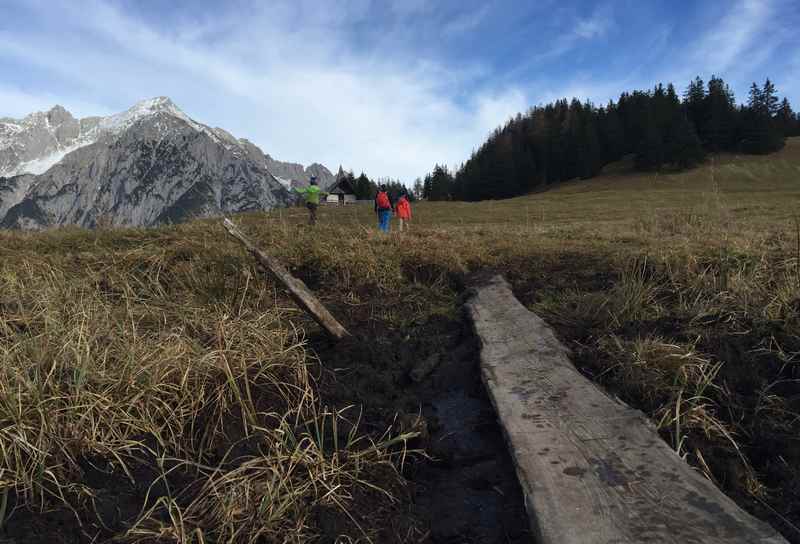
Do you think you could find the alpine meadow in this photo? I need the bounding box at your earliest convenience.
[1,1,800,543]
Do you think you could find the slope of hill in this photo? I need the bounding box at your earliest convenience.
[420,137,800,229]
[0,98,333,229]
[0,143,798,542]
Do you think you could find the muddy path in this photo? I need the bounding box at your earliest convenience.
[311,309,531,543]
[1,301,529,543]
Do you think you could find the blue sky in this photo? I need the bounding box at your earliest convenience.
[1,0,798,181]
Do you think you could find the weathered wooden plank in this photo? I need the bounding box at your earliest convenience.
[222,218,350,340]
[466,275,787,544]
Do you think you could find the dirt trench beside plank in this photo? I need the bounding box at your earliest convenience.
[310,311,532,543]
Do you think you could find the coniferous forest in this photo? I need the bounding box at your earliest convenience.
[333,170,412,202]
[423,76,800,201]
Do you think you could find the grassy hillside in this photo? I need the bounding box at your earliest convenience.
[1,139,799,542]
[320,137,800,231]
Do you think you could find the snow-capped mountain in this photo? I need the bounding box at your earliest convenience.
[0,97,334,229]
[0,105,101,178]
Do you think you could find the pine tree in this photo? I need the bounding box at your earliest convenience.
[412,177,424,200]
[427,165,453,201]
[667,113,705,168]
[742,80,784,153]
[636,112,664,170]
[776,98,795,136]
[762,78,779,117]
[683,76,706,131]
[422,173,432,200]
[599,103,625,162]
[494,131,518,198]
[354,172,375,200]
[748,82,764,113]
[703,76,737,151]
[579,104,602,178]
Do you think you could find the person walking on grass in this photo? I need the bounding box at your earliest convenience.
[395,191,412,232]
[294,176,327,226]
[374,184,393,232]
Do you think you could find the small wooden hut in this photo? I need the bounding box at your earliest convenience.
[325,168,357,205]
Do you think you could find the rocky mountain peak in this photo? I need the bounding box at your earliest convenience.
[99,96,188,133]
[47,105,73,123]
[0,96,336,230]
[129,96,181,116]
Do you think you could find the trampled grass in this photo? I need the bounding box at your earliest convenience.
[1,138,799,541]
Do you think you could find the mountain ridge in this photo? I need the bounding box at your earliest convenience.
[0,97,335,229]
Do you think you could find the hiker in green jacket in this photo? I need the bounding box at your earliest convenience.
[294,176,327,225]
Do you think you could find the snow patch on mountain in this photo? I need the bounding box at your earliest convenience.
[272,174,293,189]
[101,97,195,135]
[1,98,195,177]
[0,121,23,135]
[1,115,97,177]
[11,140,94,176]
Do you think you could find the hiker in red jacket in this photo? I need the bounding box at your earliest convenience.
[374,185,393,232]
[395,191,412,231]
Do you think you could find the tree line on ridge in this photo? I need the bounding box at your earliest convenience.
[418,76,799,201]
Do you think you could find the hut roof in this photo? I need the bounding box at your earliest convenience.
[327,175,356,195]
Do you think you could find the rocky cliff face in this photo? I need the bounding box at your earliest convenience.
[235,140,333,189]
[0,97,332,229]
[262,154,334,189]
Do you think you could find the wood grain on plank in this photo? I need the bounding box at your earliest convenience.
[466,275,786,544]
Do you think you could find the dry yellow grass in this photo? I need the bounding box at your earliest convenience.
[0,138,798,542]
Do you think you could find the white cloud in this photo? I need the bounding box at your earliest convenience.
[651,0,793,103]
[0,0,526,182]
[2,0,794,187]
[475,89,528,134]
[573,15,610,40]
[691,0,773,73]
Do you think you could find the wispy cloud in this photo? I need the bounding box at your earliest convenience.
[502,6,615,81]
[0,1,525,182]
[691,0,774,73]
[572,14,611,40]
[529,0,796,110]
[1,0,796,182]
[442,5,491,37]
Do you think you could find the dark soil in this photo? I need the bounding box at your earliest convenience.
[310,309,531,543]
[1,452,197,544]
[1,303,530,544]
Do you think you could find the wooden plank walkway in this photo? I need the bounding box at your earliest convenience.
[466,275,787,544]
